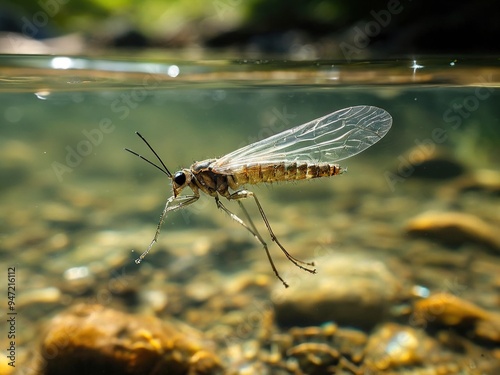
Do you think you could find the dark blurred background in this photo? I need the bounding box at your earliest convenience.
[0,0,498,58]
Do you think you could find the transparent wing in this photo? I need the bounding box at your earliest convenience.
[211,105,392,174]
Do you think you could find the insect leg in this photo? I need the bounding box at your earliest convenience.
[231,199,263,239]
[215,196,289,288]
[135,194,199,264]
[228,190,316,274]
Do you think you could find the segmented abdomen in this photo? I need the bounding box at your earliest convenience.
[229,162,342,186]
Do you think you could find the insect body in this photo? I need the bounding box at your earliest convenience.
[126,105,392,287]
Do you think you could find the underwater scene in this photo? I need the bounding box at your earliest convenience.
[1,56,500,374]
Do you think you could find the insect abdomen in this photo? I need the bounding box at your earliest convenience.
[282,162,341,181]
[231,162,342,186]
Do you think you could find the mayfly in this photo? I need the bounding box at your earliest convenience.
[125,105,392,287]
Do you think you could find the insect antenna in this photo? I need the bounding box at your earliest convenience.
[125,132,172,177]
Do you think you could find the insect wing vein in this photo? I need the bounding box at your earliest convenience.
[211,105,392,174]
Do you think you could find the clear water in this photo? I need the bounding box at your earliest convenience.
[2,56,499,371]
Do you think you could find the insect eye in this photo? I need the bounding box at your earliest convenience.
[174,172,186,186]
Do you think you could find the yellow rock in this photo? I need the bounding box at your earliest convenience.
[19,304,222,375]
[0,359,15,375]
[406,211,500,251]
[414,292,500,342]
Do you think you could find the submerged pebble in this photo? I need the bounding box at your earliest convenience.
[0,140,33,189]
[406,211,500,251]
[413,292,500,343]
[274,253,405,329]
[363,323,436,371]
[451,169,500,194]
[408,149,465,179]
[40,202,84,228]
[61,266,95,295]
[20,304,223,375]
[17,287,62,309]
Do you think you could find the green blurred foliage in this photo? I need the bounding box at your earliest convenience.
[5,0,225,35]
[5,0,398,37]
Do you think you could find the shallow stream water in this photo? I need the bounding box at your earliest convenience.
[1,56,499,374]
